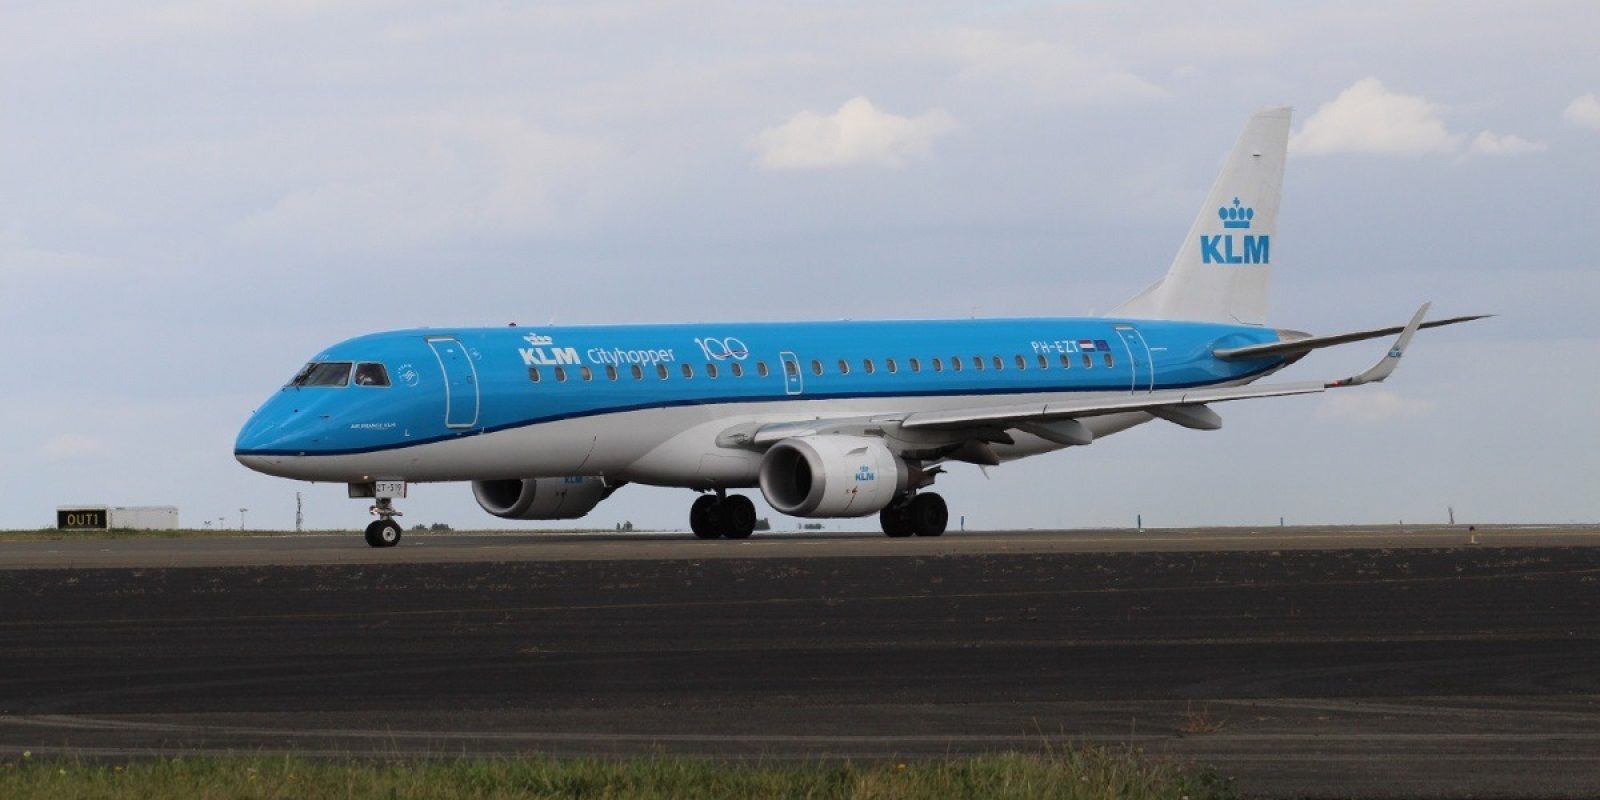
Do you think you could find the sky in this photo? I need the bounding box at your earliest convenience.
[3,1,1597,532]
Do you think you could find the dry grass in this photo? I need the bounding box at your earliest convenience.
[0,751,1237,800]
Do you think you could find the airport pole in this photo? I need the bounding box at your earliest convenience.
[1137,514,1142,532]
[239,508,248,531]
[295,492,304,533]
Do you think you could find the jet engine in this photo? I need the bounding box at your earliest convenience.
[471,477,613,520]
[758,435,909,517]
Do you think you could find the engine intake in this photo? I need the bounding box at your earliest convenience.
[759,436,908,517]
[471,477,613,520]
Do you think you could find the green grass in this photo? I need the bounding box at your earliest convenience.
[0,528,300,541]
[0,751,1236,799]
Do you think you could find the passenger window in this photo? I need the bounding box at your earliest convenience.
[528,367,541,383]
[759,361,772,378]
[1015,355,1027,370]
[605,364,618,381]
[1081,353,1093,369]
[657,364,669,379]
[784,361,797,377]
[951,357,963,372]
[837,359,849,375]
[931,357,942,372]
[579,366,593,382]
[1103,352,1115,367]
[972,355,984,371]
[681,363,694,379]
[354,363,390,386]
[731,362,744,378]
[289,361,352,388]
[1037,354,1049,369]
[555,366,568,382]
[886,358,898,374]
[863,359,875,374]
[706,363,718,379]
[995,356,1005,371]
[631,364,643,380]
[910,357,921,373]
[811,360,823,376]
[1060,353,1071,369]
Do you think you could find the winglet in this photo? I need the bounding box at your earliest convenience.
[1328,302,1430,387]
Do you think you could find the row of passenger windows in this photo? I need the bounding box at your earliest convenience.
[528,351,1115,384]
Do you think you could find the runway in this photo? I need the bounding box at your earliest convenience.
[3,526,1599,798]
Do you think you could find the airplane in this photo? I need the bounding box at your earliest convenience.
[235,107,1485,547]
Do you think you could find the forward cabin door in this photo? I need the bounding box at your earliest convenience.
[427,336,480,428]
[1112,325,1155,394]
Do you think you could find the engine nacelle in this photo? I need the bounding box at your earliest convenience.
[471,477,612,520]
[758,435,909,518]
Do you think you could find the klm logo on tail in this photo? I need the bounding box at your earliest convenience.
[1201,198,1269,265]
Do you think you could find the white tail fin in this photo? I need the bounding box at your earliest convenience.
[1112,107,1291,324]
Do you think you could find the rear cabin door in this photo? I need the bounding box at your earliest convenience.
[427,337,480,428]
[778,351,803,395]
[1112,325,1155,394]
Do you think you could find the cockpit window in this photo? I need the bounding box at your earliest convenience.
[354,363,390,387]
[289,361,352,387]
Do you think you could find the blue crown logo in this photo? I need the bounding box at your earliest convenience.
[1218,197,1254,229]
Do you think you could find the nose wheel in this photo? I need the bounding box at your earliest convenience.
[364,497,403,547]
[364,519,402,547]
[688,492,757,539]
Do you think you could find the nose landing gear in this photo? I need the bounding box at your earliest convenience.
[363,496,403,548]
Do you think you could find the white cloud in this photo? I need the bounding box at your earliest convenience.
[754,97,956,171]
[1291,78,1462,156]
[1315,390,1436,424]
[1292,78,1544,158]
[1468,130,1546,156]
[1563,93,1600,130]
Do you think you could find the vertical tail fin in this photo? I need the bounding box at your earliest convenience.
[1112,107,1291,324]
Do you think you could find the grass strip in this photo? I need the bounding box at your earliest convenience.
[1,750,1236,799]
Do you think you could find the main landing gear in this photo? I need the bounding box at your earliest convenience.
[364,497,403,548]
[879,492,948,538]
[689,491,757,540]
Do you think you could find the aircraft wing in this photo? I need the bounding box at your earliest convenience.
[730,304,1442,453]
[902,303,1433,432]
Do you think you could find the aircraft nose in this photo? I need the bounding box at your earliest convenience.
[234,392,314,456]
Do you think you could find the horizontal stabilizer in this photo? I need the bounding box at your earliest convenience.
[1215,313,1490,360]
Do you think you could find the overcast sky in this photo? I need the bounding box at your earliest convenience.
[3,1,1596,532]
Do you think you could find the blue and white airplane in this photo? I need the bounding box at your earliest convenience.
[236,108,1484,547]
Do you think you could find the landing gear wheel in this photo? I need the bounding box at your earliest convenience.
[690,495,721,539]
[880,504,914,538]
[364,519,402,548]
[720,495,757,540]
[908,492,948,537]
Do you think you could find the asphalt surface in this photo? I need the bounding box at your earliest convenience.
[3,527,1599,798]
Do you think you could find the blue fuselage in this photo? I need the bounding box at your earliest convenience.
[235,317,1283,468]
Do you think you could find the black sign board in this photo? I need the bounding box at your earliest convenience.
[57,508,109,530]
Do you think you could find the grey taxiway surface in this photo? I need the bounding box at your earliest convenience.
[3,525,1598,799]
